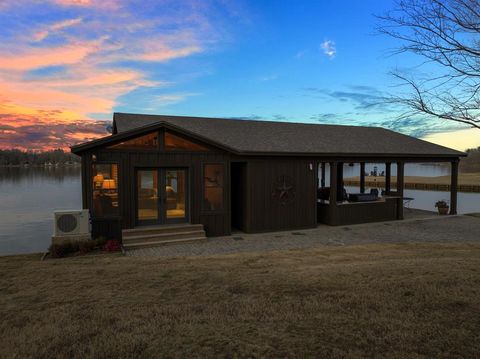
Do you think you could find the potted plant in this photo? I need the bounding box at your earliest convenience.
[435,200,449,215]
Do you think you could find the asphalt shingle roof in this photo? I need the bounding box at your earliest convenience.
[111,112,463,157]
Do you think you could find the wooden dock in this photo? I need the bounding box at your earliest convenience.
[343,174,480,193]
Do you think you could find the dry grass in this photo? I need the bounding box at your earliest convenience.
[1,243,480,358]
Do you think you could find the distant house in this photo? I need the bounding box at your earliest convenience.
[71,113,464,245]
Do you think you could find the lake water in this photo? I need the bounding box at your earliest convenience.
[0,164,479,256]
[0,167,82,256]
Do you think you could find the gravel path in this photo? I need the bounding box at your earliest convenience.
[125,214,480,258]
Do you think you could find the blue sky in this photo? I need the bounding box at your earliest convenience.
[0,0,478,151]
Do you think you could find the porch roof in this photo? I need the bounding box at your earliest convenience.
[71,112,465,158]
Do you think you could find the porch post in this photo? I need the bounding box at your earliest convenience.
[329,162,338,224]
[450,160,459,215]
[385,162,391,195]
[396,162,404,220]
[321,162,326,188]
[336,162,344,201]
[360,162,365,194]
[330,162,338,204]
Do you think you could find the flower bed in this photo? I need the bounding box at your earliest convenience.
[48,237,121,258]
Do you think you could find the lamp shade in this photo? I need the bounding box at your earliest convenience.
[93,174,104,183]
[102,179,116,189]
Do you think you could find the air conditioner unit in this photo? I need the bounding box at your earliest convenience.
[53,209,90,237]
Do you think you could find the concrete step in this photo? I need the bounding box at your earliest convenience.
[123,229,206,244]
[123,236,207,250]
[122,223,204,238]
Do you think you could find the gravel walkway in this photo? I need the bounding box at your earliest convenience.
[125,214,480,258]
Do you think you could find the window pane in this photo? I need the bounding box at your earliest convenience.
[110,132,158,149]
[204,164,223,211]
[92,164,119,217]
[165,131,209,151]
[137,170,158,221]
[166,170,186,219]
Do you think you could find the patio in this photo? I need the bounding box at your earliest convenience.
[125,210,480,258]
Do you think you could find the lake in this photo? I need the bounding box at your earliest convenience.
[1,164,479,256]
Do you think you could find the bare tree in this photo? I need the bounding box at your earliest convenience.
[377,0,480,129]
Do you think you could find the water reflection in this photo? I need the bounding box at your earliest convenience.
[0,167,81,256]
[0,166,81,183]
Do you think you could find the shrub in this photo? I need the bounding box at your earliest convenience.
[435,200,449,208]
[78,239,96,254]
[103,239,121,252]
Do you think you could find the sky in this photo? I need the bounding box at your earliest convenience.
[0,0,479,152]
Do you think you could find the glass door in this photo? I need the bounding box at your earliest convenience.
[165,169,187,222]
[137,169,159,225]
[136,168,188,226]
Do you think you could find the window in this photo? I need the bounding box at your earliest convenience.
[165,131,209,151]
[92,164,119,216]
[204,164,224,211]
[109,132,158,149]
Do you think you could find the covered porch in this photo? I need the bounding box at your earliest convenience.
[317,159,459,226]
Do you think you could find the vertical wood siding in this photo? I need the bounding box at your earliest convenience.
[87,149,231,238]
[245,159,317,232]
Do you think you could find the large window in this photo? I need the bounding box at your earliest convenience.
[203,164,224,211]
[165,131,209,151]
[92,164,119,216]
[109,132,158,149]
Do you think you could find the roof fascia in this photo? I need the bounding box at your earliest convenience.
[71,121,238,155]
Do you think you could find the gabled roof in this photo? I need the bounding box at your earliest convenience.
[71,112,465,157]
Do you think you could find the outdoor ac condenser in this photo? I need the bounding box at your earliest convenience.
[53,209,90,237]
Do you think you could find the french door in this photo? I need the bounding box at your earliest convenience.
[136,168,188,226]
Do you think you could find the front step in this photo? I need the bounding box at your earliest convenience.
[123,223,204,238]
[122,223,207,250]
[123,237,207,250]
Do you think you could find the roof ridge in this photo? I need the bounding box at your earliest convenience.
[113,112,381,129]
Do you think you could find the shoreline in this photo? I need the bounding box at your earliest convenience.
[0,164,80,168]
[344,173,480,193]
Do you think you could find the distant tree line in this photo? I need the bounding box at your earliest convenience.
[0,149,80,166]
[460,147,480,173]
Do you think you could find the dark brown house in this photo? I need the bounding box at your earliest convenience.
[71,113,465,246]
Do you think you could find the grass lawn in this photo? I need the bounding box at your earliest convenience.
[1,243,480,358]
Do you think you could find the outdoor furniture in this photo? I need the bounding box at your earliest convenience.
[403,197,414,209]
[348,193,378,202]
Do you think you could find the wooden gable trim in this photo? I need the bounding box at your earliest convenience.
[71,121,237,155]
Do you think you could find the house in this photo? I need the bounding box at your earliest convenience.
[71,113,465,245]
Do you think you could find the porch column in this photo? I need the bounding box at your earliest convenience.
[450,160,459,215]
[330,162,338,203]
[396,162,404,220]
[321,162,326,188]
[329,162,338,225]
[336,162,344,201]
[360,162,365,194]
[385,162,391,195]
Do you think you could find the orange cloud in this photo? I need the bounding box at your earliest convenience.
[0,65,157,117]
[0,104,108,151]
[0,40,101,71]
[33,17,83,41]
[54,0,92,5]
[53,0,120,10]
[135,45,202,62]
[0,0,228,151]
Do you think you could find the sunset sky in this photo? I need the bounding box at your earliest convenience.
[0,0,479,152]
